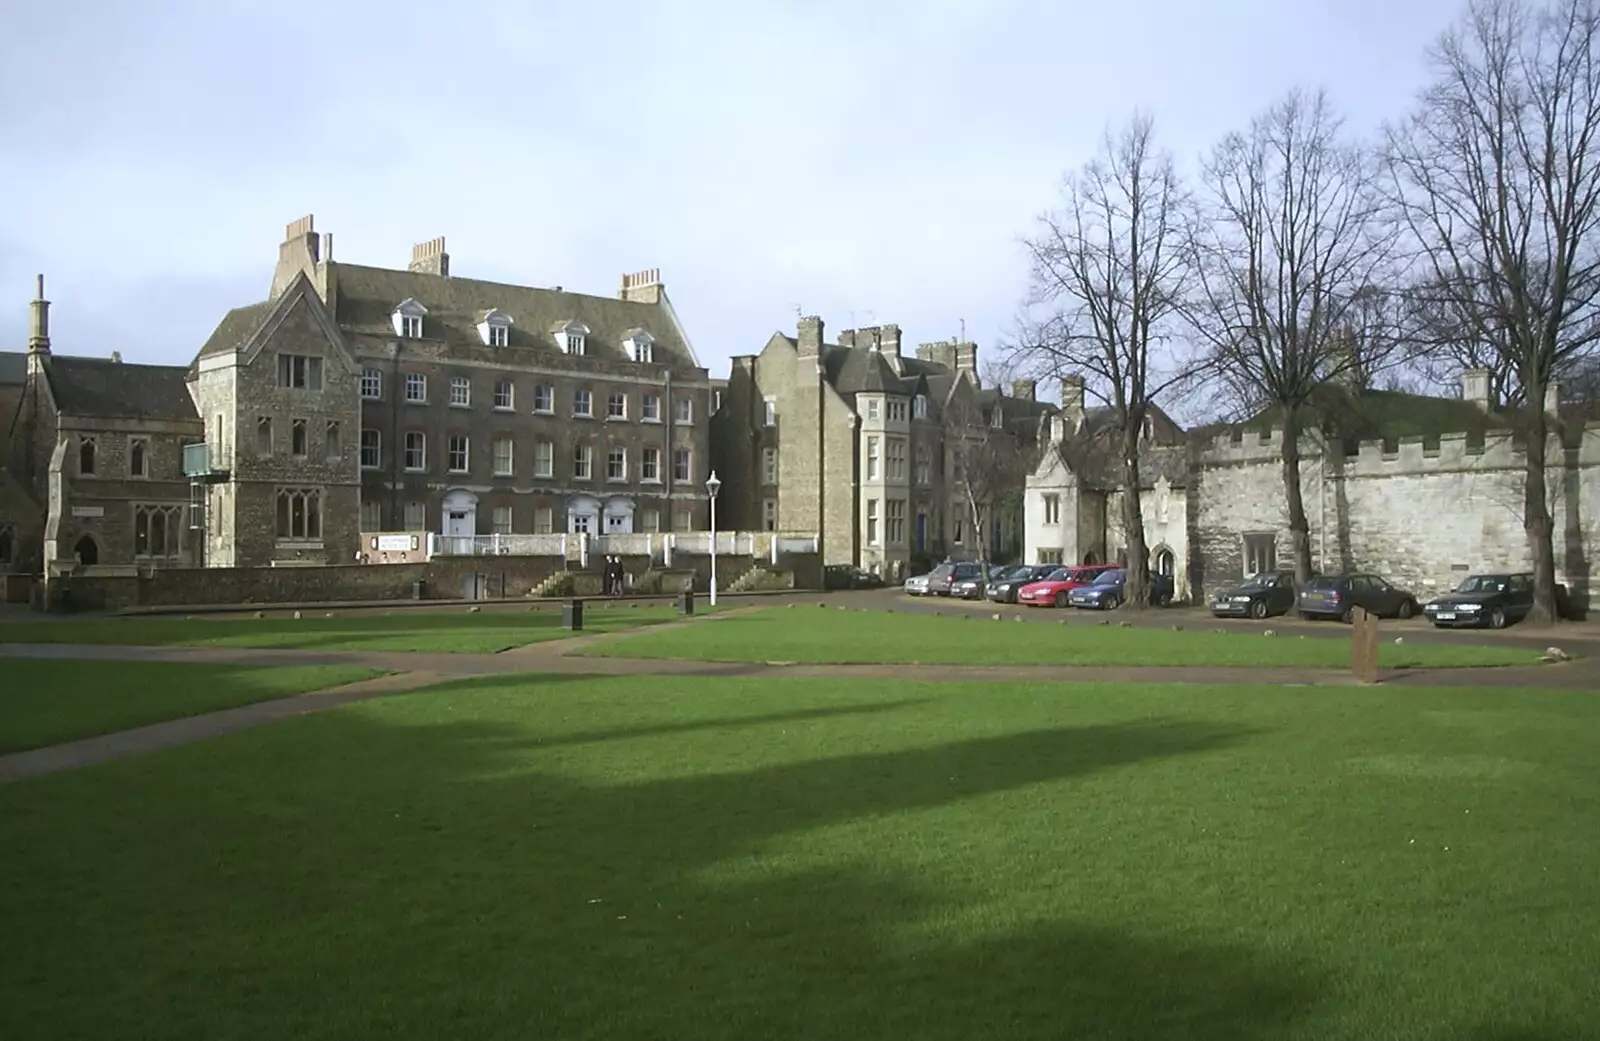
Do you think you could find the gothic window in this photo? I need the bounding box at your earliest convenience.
[129,437,148,478]
[276,487,323,541]
[134,505,184,559]
[78,436,96,475]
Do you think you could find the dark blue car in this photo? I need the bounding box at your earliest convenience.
[1066,567,1175,610]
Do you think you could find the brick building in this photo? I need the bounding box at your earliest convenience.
[712,316,1054,574]
[188,216,714,566]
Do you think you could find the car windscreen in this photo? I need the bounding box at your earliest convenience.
[1304,575,1342,590]
[1093,570,1124,585]
[1240,573,1277,589]
[1457,575,1508,593]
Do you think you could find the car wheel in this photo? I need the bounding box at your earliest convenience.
[1490,606,1507,629]
[1340,606,1355,624]
[1250,599,1269,620]
[1397,599,1416,620]
[1053,591,1069,608]
[1104,594,1121,611]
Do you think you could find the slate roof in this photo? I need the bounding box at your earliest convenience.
[327,264,701,371]
[196,300,275,360]
[0,351,26,386]
[1050,405,1192,490]
[47,356,197,421]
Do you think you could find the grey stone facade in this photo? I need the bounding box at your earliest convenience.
[192,216,714,563]
[712,316,1052,572]
[1024,372,1600,605]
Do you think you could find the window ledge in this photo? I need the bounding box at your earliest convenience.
[640,417,663,424]
[573,414,594,421]
[605,416,630,423]
[532,408,555,416]
[640,478,663,485]
[448,403,472,409]
[606,478,628,484]
[492,406,515,412]
[275,540,325,549]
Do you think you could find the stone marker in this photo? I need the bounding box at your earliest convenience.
[1350,606,1380,684]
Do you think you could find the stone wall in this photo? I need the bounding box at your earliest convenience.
[50,550,824,612]
[1194,424,1600,601]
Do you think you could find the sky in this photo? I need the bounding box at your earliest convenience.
[0,0,1469,401]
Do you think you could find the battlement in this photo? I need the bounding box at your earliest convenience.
[1198,421,1600,473]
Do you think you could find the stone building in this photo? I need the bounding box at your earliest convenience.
[3,277,203,576]
[189,215,714,566]
[712,316,1054,573]
[1023,375,1193,596]
[1023,369,1600,605]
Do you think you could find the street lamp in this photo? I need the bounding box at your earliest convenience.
[705,470,722,606]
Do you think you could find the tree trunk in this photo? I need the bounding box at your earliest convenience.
[1120,426,1150,610]
[1523,392,1561,625]
[1279,403,1315,584]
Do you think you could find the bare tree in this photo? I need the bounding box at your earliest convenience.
[1188,88,1394,585]
[1015,114,1196,609]
[942,388,1034,567]
[1386,0,1600,623]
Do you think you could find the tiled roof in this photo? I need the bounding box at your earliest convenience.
[47,356,197,421]
[1054,406,1191,490]
[329,264,701,371]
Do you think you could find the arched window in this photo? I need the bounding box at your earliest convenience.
[78,436,97,475]
[73,534,99,566]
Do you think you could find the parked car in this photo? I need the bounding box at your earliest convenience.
[1017,564,1117,608]
[1210,571,1297,619]
[1067,568,1175,610]
[950,564,1009,600]
[986,564,1061,604]
[1297,573,1420,622]
[824,565,885,590]
[903,572,931,596]
[925,561,987,597]
[1423,572,1534,629]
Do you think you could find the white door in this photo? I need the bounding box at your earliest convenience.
[605,512,632,534]
[446,509,475,536]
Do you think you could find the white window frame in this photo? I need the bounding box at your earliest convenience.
[607,392,628,420]
[762,447,778,485]
[493,380,514,410]
[674,397,693,424]
[534,440,554,478]
[360,429,381,470]
[360,368,382,400]
[533,384,554,414]
[573,388,593,418]
[641,446,661,483]
[403,431,427,472]
[672,447,691,482]
[642,394,661,422]
[405,372,427,403]
[607,446,627,482]
[764,399,777,427]
[450,376,471,408]
[573,444,593,480]
[491,437,514,477]
[447,435,470,474]
[491,505,514,534]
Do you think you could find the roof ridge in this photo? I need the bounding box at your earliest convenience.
[332,262,657,308]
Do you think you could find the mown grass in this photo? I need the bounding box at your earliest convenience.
[579,606,1545,668]
[0,604,693,654]
[1,674,1594,1039]
[0,660,383,753]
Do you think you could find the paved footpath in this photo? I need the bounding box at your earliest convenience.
[3,601,1595,785]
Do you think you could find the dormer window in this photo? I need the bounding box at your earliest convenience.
[392,298,428,339]
[624,328,655,364]
[913,394,927,419]
[478,309,513,347]
[554,320,589,355]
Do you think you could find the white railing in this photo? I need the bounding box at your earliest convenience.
[425,530,821,566]
[431,533,571,558]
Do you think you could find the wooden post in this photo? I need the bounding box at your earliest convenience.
[1350,606,1380,684]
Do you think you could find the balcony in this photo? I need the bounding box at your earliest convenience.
[182,442,230,483]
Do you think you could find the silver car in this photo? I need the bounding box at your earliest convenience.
[903,573,930,596]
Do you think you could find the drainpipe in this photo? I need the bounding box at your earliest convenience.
[388,341,401,527]
[664,368,674,531]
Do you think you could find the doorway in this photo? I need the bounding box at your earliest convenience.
[442,490,478,537]
[73,535,99,566]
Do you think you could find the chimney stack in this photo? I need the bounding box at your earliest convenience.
[797,315,825,358]
[880,323,901,356]
[1011,378,1036,401]
[27,274,50,363]
[1461,368,1492,411]
[1059,374,1085,424]
[409,237,450,277]
[619,268,663,305]
[1545,379,1562,416]
[953,340,979,383]
[271,214,323,298]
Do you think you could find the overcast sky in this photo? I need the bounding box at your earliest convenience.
[1,0,1464,394]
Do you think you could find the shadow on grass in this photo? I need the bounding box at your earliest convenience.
[1,700,1330,1040]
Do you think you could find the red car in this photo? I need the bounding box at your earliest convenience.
[1016,565,1117,608]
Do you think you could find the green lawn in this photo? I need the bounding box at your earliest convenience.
[0,604,692,654]
[0,660,383,754]
[580,605,1545,668]
[2,675,1596,1039]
